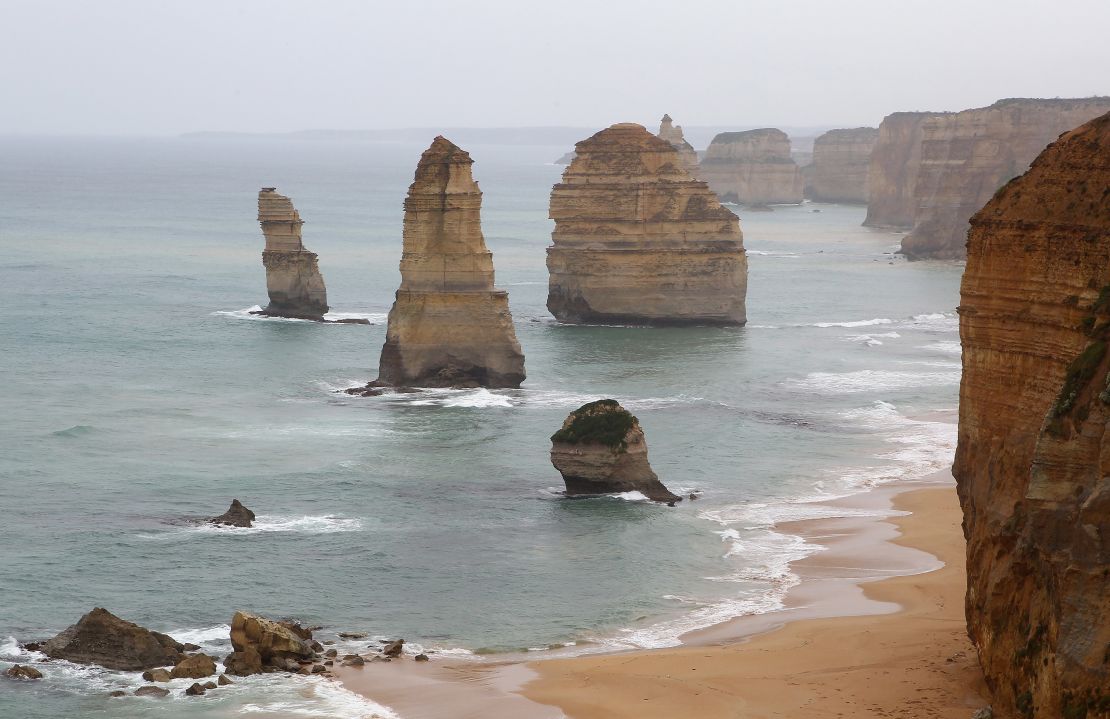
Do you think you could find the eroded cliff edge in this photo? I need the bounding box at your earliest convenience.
[955,111,1110,718]
[375,137,525,388]
[255,188,329,320]
[546,123,746,326]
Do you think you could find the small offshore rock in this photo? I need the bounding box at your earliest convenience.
[42,607,184,671]
[5,664,43,680]
[217,674,233,686]
[209,499,255,528]
[337,632,367,639]
[414,653,429,662]
[141,668,171,682]
[185,682,206,696]
[202,681,217,690]
[342,656,365,667]
[109,690,128,697]
[135,685,169,697]
[381,639,404,658]
[170,653,217,679]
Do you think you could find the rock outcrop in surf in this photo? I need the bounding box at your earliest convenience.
[365,137,525,389]
[253,188,330,320]
[550,399,680,504]
[546,123,747,326]
[225,611,315,676]
[42,608,185,671]
[697,128,804,205]
[209,499,255,528]
[955,111,1110,718]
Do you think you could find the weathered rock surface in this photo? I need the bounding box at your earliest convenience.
[135,685,169,697]
[955,111,1110,718]
[807,127,878,203]
[373,137,525,388]
[253,188,329,320]
[170,653,217,679]
[42,608,183,671]
[864,111,946,229]
[5,664,43,680]
[209,498,255,528]
[550,399,680,503]
[697,128,804,205]
[546,123,747,326]
[225,611,314,676]
[904,98,1110,259]
[657,114,699,173]
[141,668,171,682]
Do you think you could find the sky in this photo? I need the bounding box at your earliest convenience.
[0,0,1107,135]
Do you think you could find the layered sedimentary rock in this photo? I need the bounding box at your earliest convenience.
[808,127,878,203]
[863,112,944,228]
[546,123,746,325]
[550,399,680,504]
[374,137,525,388]
[955,112,1110,718]
[904,98,1110,259]
[697,128,804,205]
[255,188,329,320]
[657,114,699,173]
[43,608,185,671]
[225,611,315,676]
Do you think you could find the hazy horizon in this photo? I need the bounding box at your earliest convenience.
[2,0,1108,136]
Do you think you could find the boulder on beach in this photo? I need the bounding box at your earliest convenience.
[209,499,255,528]
[41,607,184,671]
[225,611,314,676]
[550,399,681,504]
[381,638,404,658]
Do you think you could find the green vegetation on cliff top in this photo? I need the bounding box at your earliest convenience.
[551,399,636,450]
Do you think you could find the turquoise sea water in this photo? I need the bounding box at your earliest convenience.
[0,136,962,717]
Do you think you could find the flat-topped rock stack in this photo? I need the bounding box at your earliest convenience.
[253,188,329,320]
[697,128,804,206]
[656,114,699,173]
[808,127,878,203]
[373,137,525,388]
[864,112,947,229]
[546,123,747,326]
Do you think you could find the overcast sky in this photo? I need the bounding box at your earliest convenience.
[1,0,1106,135]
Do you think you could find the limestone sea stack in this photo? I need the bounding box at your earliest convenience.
[546,123,746,326]
[955,111,1110,718]
[697,128,804,205]
[656,114,699,173]
[375,137,525,388]
[550,399,680,504]
[863,112,946,229]
[902,97,1110,259]
[253,188,329,320]
[807,127,879,203]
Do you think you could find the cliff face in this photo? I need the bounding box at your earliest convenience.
[903,97,1110,259]
[955,112,1110,718]
[864,112,944,229]
[376,137,525,388]
[550,399,680,504]
[697,128,804,205]
[808,127,878,203]
[657,114,699,173]
[546,123,746,326]
[256,188,329,320]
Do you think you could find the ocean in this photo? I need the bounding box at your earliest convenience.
[0,135,962,717]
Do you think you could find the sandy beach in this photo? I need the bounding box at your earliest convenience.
[335,473,991,718]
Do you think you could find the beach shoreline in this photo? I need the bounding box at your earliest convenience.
[334,466,989,718]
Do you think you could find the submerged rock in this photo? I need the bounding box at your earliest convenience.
[546,123,747,326]
[372,137,526,389]
[956,111,1110,716]
[42,608,183,671]
[185,682,206,696]
[550,399,680,503]
[208,499,255,528]
[253,188,329,320]
[225,611,314,676]
[5,664,43,680]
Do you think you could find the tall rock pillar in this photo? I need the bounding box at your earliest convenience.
[255,188,329,320]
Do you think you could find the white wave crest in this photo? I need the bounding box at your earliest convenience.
[787,369,960,393]
[140,515,362,539]
[213,306,386,324]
